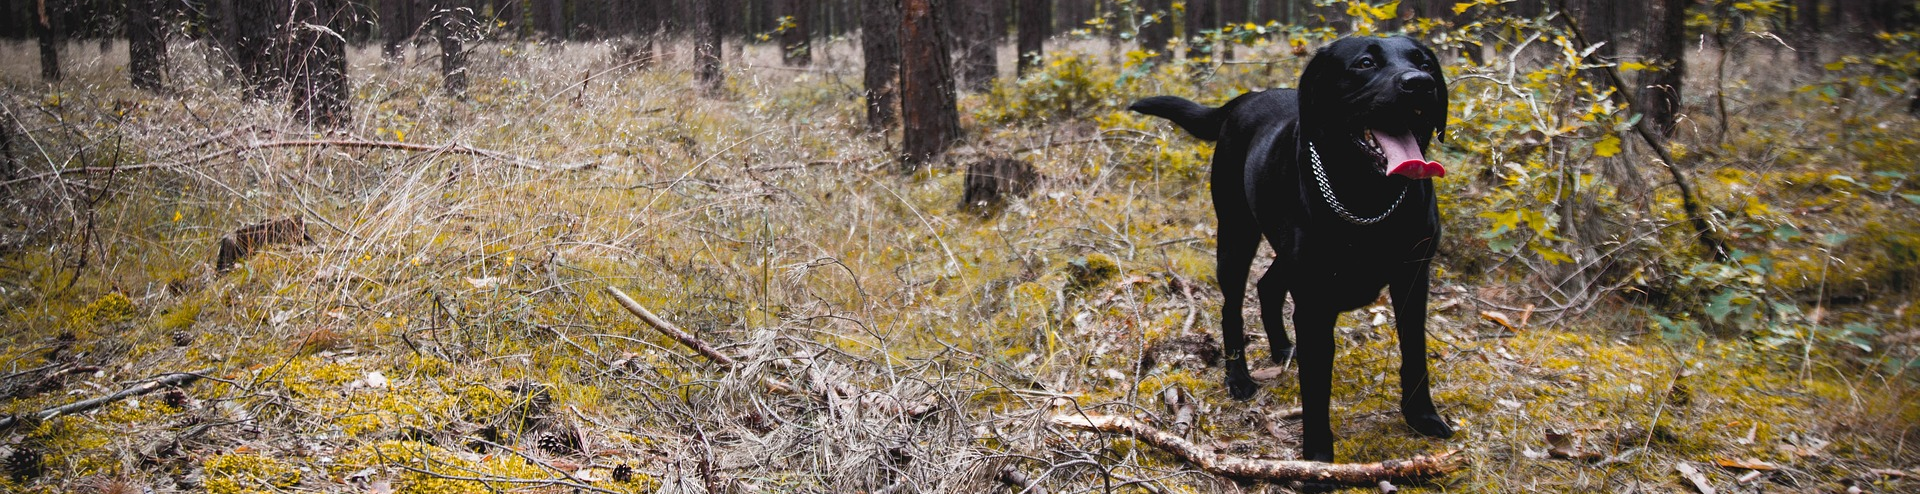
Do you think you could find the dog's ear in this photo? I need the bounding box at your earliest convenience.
[1295,40,1351,138]
[1418,41,1449,146]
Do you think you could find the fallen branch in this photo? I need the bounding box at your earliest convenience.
[0,369,214,432]
[1048,413,1465,485]
[604,286,936,418]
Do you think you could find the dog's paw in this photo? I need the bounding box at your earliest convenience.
[1300,432,1335,462]
[1405,412,1456,439]
[1226,374,1259,400]
[1268,345,1296,364]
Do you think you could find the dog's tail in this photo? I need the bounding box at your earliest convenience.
[1128,96,1225,141]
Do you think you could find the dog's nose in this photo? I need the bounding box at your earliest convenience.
[1398,72,1435,93]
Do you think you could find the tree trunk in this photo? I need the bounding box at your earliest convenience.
[1185,0,1216,75]
[1793,0,1821,67]
[1637,0,1686,137]
[288,0,351,127]
[959,0,999,91]
[534,0,565,39]
[436,3,469,98]
[36,0,63,82]
[693,0,724,95]
[128,0,167,90]
[379,0,415,62]
[1016,0,1048,77]
[231,0,285,96]
[900,0,960,170]
[780,0,811,66]
[1137,0,1171,61]
[860,0,901,132]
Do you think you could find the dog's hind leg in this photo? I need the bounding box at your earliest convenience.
[1216,223,1262,400]
[1255,266,1295,363]
[1391,263,1455,439]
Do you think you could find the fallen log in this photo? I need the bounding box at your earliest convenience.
[1048,412,1465,485]
[0,369,214,432]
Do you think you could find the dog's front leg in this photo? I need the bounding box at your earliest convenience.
[1292,307,1337,462]
[1392,265,1454,439]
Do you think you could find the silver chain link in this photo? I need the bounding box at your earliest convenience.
[1307,142,1408,225]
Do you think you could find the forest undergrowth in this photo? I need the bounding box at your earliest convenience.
[0,9,1917,493]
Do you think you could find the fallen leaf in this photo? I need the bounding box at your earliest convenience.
[465,276,505,289]
[1480,311,1518,332]
[1675,462,1716,494]
[1713,458,1778,471]
[1497,399,1522,409]
[1734,423,1757,445]
[1249,367,1287,381]
[1868,468,1910,478]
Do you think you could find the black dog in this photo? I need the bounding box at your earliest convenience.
[1130,36,1453,461]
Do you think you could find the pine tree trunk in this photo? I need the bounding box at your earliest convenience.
[128,0,167,90]
[1016,0,1048,77]
[1137,0,1171,61]
[232,0,285,97]
[436,3,469,98]
[288,0,351,127]
[693,0,724,95]
[959,0,999,91]
[780,0,811,66]
[1185,0,1216,75]
[860,0,901,131]
[900,0,960,170]
[1637,0,1686,137]
[36,0,62,82]
[379,0,414,62]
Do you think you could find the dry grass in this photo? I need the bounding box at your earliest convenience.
[0,32,1915,494]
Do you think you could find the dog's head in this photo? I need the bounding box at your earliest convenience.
[1297,36,1449,179]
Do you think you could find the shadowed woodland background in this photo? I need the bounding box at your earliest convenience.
[0,0,1918,492]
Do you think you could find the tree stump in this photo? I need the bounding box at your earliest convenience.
[959,157,1037,216]
[216,217,311,272]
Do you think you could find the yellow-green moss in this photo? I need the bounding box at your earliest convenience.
[65,292,136,330]
[339,440,556,494]
[202,453,301,494]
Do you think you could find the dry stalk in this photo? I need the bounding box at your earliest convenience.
[604,286,936,418]
[1048,412,1466,485]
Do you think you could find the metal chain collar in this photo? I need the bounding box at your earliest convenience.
[1307,141,1408,225]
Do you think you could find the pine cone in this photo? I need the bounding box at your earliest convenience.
[6,446,44,481]
[611,463,633,483]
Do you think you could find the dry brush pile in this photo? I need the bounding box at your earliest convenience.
[1,11,1918,494]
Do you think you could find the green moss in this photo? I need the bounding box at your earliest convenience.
[1064,253,1120,293]
[339,440,556,494]
[65,292,136,329]
[202,453,301,494]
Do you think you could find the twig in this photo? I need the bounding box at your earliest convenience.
[1049,413,1466,484]
[0,137,584,188]
[540,57,655,104]
[603,286,936,417]
[0,368,214,432]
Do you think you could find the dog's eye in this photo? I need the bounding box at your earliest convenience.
[1352,57,1376,69]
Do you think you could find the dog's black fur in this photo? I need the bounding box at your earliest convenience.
[1129,36,1453,461]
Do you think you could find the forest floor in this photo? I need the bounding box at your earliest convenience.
[0,35,1916,493]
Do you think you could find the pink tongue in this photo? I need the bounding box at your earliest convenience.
[1376,129,1445,179]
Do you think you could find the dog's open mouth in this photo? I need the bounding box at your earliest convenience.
[1361,129,1445,179]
